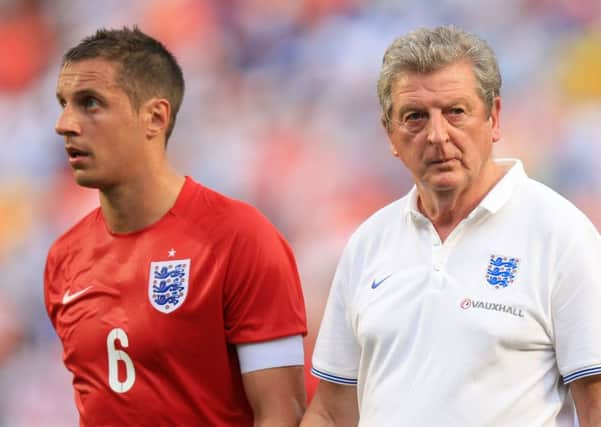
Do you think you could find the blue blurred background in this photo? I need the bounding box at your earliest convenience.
[1,0,600,425]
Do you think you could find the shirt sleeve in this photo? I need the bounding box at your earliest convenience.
[552,216,601,384]
[311,236,361,385]
[223,208,307,344]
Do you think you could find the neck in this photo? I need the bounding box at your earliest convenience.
[418,162,506,242]
[99,166,185,234]
[417,192,472,242]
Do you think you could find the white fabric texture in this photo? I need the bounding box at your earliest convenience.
[312,159,601,427]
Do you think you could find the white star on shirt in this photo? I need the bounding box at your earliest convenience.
[168,248,176,257]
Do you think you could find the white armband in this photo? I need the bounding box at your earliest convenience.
[236,335,304,374]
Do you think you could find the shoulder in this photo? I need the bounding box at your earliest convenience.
[345,197,407,252]
[331,196,408,274]
[44,208,100,314]
[46,207,101,262]
[516,177,598,235]
[176,179,285,244]
[507,177,600,269]
[207,186,279,235]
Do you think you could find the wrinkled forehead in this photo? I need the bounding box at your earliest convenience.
[56,59,121,96]
[391,62,480,100]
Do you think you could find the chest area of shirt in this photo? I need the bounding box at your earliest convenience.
[351,240,552,356]
[54,237,228,361]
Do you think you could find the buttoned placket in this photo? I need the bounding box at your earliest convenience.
[427,212,480,289]
[430,224,446,289]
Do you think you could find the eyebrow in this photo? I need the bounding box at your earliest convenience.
[396,97,473,118]
[56,88,105,104]
[442,97,471,107]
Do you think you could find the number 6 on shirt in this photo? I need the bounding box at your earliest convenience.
[107,328,136,393]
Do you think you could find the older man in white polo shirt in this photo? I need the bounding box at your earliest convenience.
[301,26,601,427]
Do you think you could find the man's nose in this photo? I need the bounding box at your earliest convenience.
[426,111,450,145]
[55,107,81,137]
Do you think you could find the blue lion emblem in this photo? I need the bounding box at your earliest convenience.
[485,255,520,288]
[149,260,190,313]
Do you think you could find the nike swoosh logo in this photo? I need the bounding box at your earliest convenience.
[371,274,392,289]
[63,286,93,305]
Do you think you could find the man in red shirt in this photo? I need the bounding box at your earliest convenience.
[45,26,307,426]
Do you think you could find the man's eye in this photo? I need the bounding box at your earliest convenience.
[83,97,100,109]
[404,112,426,122]
[448,107,465,115]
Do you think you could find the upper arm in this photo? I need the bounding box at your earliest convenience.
[225,212,307,426]
[224,209,306,344]
[300,380,358,426]
[552,219,601,383]
[571,374,601,427]
[242,365,306,426]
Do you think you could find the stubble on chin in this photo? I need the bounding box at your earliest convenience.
[71,169,109,190]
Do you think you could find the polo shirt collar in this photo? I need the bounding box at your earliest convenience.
[478,158,526,214]
[403,158,527,220]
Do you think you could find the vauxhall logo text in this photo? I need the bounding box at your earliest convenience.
[460,298,525,318]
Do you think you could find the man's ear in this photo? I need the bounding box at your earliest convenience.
[381,114,399,157]
[388,141,400,157]
[381,113,391,136]
[144,98,171,139]
[490,96,501,143]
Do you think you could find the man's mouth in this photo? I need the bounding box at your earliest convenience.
[66,146,90,159]
[430,158,456,164]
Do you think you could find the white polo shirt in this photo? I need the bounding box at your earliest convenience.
[312,159,601,427]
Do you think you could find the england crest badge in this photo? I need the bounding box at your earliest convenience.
[485,254,520,289]
[148,259,190,313]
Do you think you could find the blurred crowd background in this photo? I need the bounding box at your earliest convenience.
[1,0,600,425]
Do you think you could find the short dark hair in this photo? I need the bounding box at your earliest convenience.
[63,26,185,142]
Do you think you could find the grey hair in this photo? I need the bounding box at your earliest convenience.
[377,25,501,131]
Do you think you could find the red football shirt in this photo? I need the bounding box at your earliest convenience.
[44,177,307,426]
